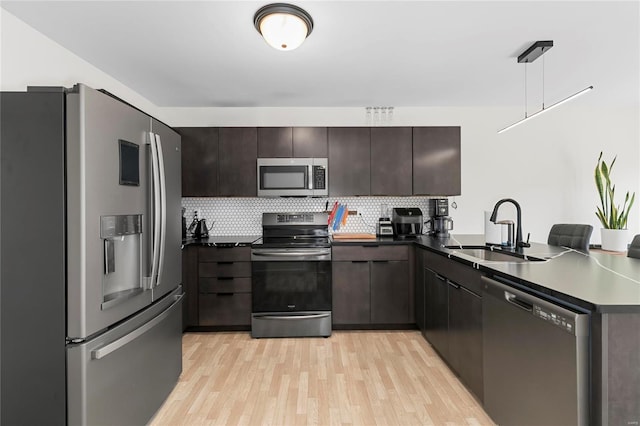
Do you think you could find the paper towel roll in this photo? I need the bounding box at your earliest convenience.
[484,211,502,245]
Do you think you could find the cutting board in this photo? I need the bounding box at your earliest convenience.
[332,233,377,240]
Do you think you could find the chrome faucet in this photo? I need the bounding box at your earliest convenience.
[489,198,531,249]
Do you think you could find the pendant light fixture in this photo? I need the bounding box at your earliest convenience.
[498,40,594,134]
[254,3,314,51]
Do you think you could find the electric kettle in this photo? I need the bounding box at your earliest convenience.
[193,219,210,239]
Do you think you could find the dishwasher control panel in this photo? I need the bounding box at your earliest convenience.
[533,305,575,334]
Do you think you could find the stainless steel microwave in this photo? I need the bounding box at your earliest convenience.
[257,158,328,197]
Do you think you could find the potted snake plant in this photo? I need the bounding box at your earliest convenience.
[595,152,636,251]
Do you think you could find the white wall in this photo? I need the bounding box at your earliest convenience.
[3,9,638,245]
[0,9,163,120]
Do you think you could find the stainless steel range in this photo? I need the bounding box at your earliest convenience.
[251,212,332,338]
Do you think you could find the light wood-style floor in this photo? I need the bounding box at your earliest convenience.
[150,331,494,426]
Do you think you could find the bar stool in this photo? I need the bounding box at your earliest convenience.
[628,234,640,259]
[547,224,593,252]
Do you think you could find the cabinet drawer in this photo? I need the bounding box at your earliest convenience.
[199,293,251,326]
[423,250,482,295]
[332,245,409,261]
[199,261,251,278]
[198,246,251,262]
[199,277,252,294]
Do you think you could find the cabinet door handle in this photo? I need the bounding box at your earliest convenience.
[363,245,380,248]
[217,261,233,265]
[372,260,389,263]
[460,285,481,298]
[504,291,533,312]
[351,260,368,263]
[447,280,460,289]
[217,277,234,281]
[216,292,234,297]
[435,273,446,281]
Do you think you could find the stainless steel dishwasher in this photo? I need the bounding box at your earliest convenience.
[482,276,589,426]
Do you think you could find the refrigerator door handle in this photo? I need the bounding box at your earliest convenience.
[147,132,161,289]
[154,133,167,289]
[91,293,184,360]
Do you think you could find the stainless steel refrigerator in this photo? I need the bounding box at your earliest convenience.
[1,84,183,425]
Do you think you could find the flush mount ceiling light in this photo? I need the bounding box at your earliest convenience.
[498,40,594,134]
[254,3,314,51]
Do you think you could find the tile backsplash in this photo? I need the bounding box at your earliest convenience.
[182,197,433,236]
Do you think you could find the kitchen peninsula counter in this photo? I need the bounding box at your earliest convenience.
[332,234,640,313]
[416,234,640,314]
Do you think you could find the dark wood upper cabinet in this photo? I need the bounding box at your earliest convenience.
[218,127,257,196]
[293,127,328,157]
[257,127,328,158]
[177,125,460,197]
[412,126,461,196]
[328,127,371,196]
[257,127,293,158]
[370,127,412,195]
[176,127,219,197]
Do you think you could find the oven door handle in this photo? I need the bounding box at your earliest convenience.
[252,313,331,321]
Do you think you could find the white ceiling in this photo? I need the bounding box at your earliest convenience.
[2,1,639,108]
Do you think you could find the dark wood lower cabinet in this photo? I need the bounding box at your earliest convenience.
[448,282,483,401]
[332,261,370,325]
[421,249,484,401]
[332,245,412,327]
[182,246,252,330]
[424,269,449,359]
[182,246,199,330]
[415,249,426,333]
[199,293,251,326]
[371,260,410,324]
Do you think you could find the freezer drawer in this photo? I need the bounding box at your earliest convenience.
[67,288,183,426]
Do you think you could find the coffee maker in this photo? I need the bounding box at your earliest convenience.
[392,208,423,238]
[376,204,394,237]
[425,198,453,238]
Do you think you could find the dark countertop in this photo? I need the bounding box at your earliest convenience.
[184,233,640,313]
[333,234,640,313]
[182,235,261,247]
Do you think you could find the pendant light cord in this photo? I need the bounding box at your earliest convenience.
[524,62,528,118]
[542,52,545,109]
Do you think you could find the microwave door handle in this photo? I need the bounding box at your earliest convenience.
[154,133,167,288]
[308,164,313,189]
[147,132,161,290]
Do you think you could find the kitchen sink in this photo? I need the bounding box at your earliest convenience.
[444,245,546,263]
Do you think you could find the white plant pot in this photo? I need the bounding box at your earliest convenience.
[600,228,630,252]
